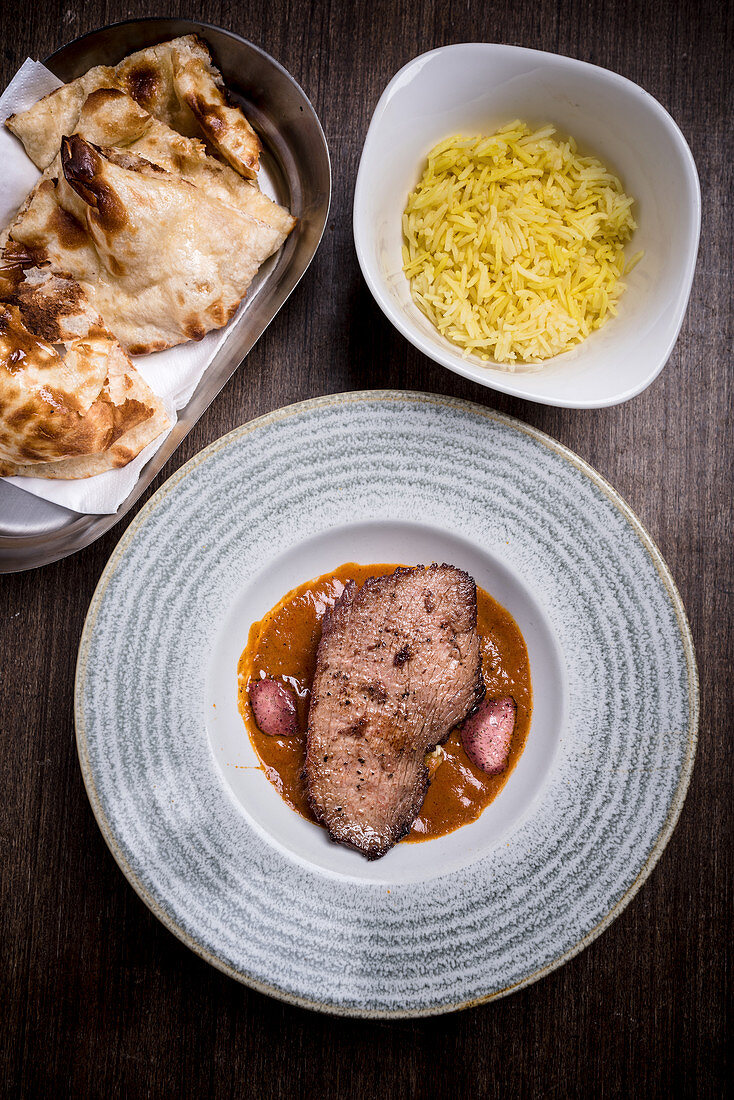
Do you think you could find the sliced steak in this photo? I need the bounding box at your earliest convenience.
[304,564,485,859]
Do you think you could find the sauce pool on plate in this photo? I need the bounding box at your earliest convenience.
[237,563,532,842]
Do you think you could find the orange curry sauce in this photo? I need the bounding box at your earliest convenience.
[236,563,532,842]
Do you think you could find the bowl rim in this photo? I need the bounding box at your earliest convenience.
[353,42,702,409]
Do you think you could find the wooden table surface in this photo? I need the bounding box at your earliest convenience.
[1,0,730,1096]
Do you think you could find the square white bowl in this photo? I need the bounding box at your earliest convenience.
[353,43,701,408]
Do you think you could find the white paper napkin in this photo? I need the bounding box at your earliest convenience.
[0,60,249,515]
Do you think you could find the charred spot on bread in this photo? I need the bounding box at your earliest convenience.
[83,87,129,110]
[46,205,88,251]
[182,316,207,341]
[122,62,161,108]
[60,135,129,233]
[8,275,84,342]
[109,396,153,442]
[189,94,226,137]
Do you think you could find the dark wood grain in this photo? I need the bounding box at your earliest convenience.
[0,0,730,1096]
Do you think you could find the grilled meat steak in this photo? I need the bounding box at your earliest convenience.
[304,564,485,859]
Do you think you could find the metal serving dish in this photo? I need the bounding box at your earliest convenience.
[0,18,330,572]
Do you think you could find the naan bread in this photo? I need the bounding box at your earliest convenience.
[169,42,261,178]
[70,88,294,236]
[5,135,289,354]
[1,90,293,291]
[0,272,168,478]
[6,35,261,178]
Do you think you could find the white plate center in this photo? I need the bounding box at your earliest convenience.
[206,520,565,884]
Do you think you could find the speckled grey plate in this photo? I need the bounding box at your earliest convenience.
[75,391,698,1016]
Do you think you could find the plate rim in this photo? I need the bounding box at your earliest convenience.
[74,389,699,1017]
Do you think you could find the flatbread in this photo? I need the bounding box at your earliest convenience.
[6,135,289,354]
[70,88,294,236]
[1,90,293,291]
[0,272,168,478]
[169,42,261,178]
[5,35,262,178]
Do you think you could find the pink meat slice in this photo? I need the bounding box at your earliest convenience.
[460,696,516,775]
[249,677,298,737]
[304,564,485,859]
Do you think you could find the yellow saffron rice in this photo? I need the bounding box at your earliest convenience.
[402,122,642,368]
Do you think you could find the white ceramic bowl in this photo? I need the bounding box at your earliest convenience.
[353,44,701,408]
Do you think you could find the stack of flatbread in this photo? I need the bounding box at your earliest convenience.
[0,36,295,479]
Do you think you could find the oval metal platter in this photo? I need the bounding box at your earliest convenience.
[0,18,331,572]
